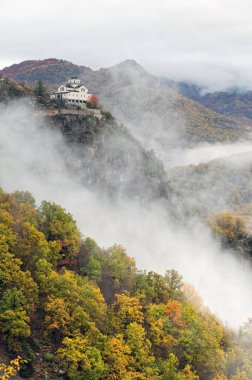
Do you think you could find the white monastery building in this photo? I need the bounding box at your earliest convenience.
[50,77,94,107]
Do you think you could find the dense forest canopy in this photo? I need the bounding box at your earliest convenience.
[0,188,251,379]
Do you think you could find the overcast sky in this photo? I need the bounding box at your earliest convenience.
[1,0,252,89]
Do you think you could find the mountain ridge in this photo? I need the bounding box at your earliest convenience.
[164,79,252,125]
[1,58,251,151]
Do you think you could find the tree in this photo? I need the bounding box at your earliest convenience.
[179,304,225,379]
[77,237,105,281]
[210,211,248,246]
[34,80,47,102]
[44,296,71,340]
[13,191,36,208]
[0,251,38,312]
[0,208,17,255]
[57,335,105,380]
[0,304,30,352]
[86,256,103,282]
[158,353,182,380]
[15,222,51,270]
[133,271,171,304]
[110,294,143,332]
[39,201,82,263]
[165,300,185,332]
[107,245,136,292]
[39,268,106,331]
[145,303,178,356]
[70,306,94,336]
[103,334,132,380]
[164,269,184,300]
[125,322,157,378]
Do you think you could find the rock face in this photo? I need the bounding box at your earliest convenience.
[1,59,248,147]
[49,111,172,202]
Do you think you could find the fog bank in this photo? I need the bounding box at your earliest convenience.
[166,141,252,168]
[0,101,252,327]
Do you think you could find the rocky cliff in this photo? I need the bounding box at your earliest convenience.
[48,110,172,202]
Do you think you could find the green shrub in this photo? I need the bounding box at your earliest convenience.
[43,352,54,362]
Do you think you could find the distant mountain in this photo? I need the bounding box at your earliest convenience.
[164,79,252,125]
[197,91,252,122]
[1,59,249,149]
[160,78,204,101]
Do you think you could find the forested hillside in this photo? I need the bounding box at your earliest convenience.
[1,68,252,380]
[0,188,252,380]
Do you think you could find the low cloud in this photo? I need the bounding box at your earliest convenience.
[2,0,252,90]
[165,141,252,168]
[0,100,252,327]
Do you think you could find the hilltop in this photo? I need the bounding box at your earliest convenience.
[0,59,92,87]
[0,77,172,206]
[1,59,249,147]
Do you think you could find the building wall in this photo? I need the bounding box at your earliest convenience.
[50,81,93,107]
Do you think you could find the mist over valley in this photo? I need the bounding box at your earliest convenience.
[2,0,252,376]
[0,58,252,378]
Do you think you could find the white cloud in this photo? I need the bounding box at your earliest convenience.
[1,0,252,89]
